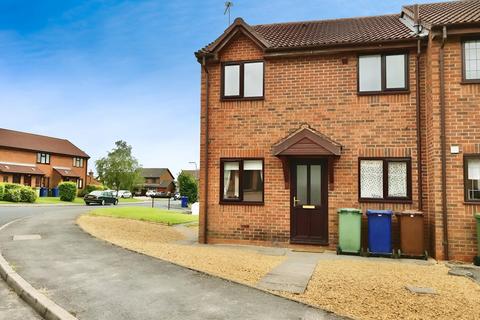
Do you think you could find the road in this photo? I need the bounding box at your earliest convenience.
[0,205,339,320]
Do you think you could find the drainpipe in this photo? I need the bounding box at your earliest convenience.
[201,55,209,244]
[414,4,423,211]
[439,26,449,260]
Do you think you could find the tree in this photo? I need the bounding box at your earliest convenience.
[96,141,143,192]
[177,171,198,203]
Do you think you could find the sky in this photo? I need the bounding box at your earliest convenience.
[0,0,437,176]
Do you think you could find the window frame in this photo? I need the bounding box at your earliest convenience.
[221,60,265,101]
[77,178,84,189]
[464,154,480,203]
[219,158,264,205]
[357,52,409,95]
[358,157,412,203]
[36,152,51,164]
[461,36,480,84]
[73,157,84,168]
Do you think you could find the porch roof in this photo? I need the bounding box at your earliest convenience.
[272,126,342,157]
[53,168,79,178]
[0,163,45,175]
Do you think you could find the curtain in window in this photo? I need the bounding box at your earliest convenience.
[360,160,383,198]
[388,162,407,197]
[468,159,480,180]
[223,162,239,199]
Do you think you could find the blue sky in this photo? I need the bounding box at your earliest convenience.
[0,0,435,176]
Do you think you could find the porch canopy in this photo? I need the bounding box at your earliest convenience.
[272,125,342,188]
[53,168,79,178]
[0,163,44,175]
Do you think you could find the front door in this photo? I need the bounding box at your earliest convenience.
[290,159,328,244]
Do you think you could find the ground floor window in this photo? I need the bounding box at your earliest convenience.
[12,174,21,184]
[3,175,8,183]
[220,158,264,204]
[41,176,50,188]
[465,155,480,202]
[35,176,41,188]
[77,178,84,189]
[359,158,411,202]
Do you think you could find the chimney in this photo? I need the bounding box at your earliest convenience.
[413,4,421,34]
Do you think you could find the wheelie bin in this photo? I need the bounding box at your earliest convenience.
[181,196,188,208]
[366,209,394,256]
[51,187,59,197]
[396,210,427,259]
[337,208,362,255]
[475,213,480,266]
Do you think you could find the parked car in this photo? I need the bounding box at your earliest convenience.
[84,191,118,206]
[151,191,171,198]
[146,190,156,197]
[173,192,181,200]
[116,190,132,198]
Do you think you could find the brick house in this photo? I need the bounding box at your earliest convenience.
[137,168,175,195]
[0,128,89,190]
[195,0,480,262]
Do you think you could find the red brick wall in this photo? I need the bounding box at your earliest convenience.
[200,34,421,248]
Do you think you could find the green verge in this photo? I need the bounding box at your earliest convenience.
[0,197,141,205]
[88,207,198,225]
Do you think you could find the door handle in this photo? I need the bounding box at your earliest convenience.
[293,196,299,206]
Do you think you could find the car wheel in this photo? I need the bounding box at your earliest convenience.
[114,200,118,205]
[101,200,105,206]
[85,202,90,206]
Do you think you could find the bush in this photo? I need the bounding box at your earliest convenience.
[3,183,22,202]
[78,184,105,197]
[0,183,4,201]
[8,188,21,202]
[58,182,77,202]
[177,172,198,204]
[20,186,37,203]
[474,256,480,267]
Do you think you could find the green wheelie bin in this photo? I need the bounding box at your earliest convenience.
[475,213,480,266]
[337,208,362,255]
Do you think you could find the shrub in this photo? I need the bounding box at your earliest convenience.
[177,172,198,204]
[58,182,77,202]
[20,186,37,203]
[8,188,21,202]
[78,184,105,197]
[475,256,480,267]
[3,183,21,202]
[0,183,4,201]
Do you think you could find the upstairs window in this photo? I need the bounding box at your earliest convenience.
[37,152,50,164]
[222,61,264,99]
[220,159,264,204]
[73,157,84,168]
[359,158,411,202]
[463,39,480,82]
[358,53,408,93]
[465,155,480,202]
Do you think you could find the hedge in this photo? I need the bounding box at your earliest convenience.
[58,182,77,202]
[0,183,37,203]
[78,184,105,197]
[0,184,4,201]
[20,186,37,203]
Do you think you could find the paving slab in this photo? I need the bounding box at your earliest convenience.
[257,252,320,293]
[13,234,42,241]
[405,285,436,295]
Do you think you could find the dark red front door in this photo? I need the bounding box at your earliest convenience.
[290,159,328,244]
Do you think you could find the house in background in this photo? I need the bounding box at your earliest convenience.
[196,0,480,262]
[86,170,102,186]
[0,128,89,190]
[137,168,175,195]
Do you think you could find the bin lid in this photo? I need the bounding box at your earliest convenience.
[366,209,393,216]
[396,210,423,216]
[337,208,361,214]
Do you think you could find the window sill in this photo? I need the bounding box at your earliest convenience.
[219,201,264,206]
[357,90,410,96]
[460,80,480,85]
[464,201,480,205]
[359,198,412,204]
[221,97,264,102]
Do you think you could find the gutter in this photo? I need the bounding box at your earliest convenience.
[439,26,449,261]
[201,56,209,244]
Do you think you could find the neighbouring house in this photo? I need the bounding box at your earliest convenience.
[137,168,175,195]
[0,128,89,190]
[86,170,102,186]
[195,0,480,262]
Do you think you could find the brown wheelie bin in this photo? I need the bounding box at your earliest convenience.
[396,210,428,259]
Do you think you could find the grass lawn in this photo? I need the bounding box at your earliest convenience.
[88,207,198,225]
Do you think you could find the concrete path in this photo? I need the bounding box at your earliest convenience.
[257,252,320,294]
[0,206,341,320]
[0,278,41,319]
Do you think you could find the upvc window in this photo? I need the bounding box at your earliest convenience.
[463,39,480,81]
[222,61,264,99]
[358,53,408,93]
[37,152,50,164]
[73,157,84,168]
[359,158,411,202]
[465,156,480,202]
[77,178,84,189]
[220,159,264,204]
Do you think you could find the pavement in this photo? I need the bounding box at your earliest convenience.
[0,278,41,319]
[0,206,341,320]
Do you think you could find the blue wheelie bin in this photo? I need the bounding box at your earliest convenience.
[366,209,394,256]
[181,196,188,208]
[52,187,59,197]
[40,187,48,197]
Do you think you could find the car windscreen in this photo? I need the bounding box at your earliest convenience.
[89,191,103,196]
